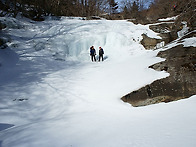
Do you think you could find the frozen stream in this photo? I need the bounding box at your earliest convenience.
[0,16,195,147]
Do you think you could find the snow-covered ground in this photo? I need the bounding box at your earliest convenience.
[0,16,196,147]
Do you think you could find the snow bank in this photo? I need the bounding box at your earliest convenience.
[182,37,196,47]
[177,21,189,38]
[158,16,179,22]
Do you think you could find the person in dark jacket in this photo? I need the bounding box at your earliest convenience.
[98,47,104,61]
[90,46,96,62]
[173,4,177,11]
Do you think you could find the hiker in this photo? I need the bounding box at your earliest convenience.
[98,47,104,61]
[173,4,177,11]
[90,46,96,62]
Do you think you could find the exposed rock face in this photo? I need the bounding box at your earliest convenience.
[149,22,175,33]
[140,34,162,49]
[149,22,179,44]
[141,22,180,50]
[121,45,196,107]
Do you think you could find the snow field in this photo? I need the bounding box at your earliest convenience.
[0,16,196,147]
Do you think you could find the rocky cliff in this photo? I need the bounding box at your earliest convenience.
[122,21,196,107]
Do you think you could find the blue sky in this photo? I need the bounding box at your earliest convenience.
[116,0,153,10]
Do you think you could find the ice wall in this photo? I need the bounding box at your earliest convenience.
[33,18,146,62]
[4,17,159,62]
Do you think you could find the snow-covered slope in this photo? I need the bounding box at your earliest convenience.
[0,16,195,147]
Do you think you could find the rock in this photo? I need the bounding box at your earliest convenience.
[0,22,6,30]
[0,22,7,49]
[0,38,8,49]
[180,31,196,40]
[121,45,196,107]
[149,22,175,33]
[0,38,4,46]
[128,17,156,25]
[149,22,180,44]
[158,31,178,44]
[13,98,28,102]
[87,16,102,20]
[141,22,180,50]
[140,34,162,49]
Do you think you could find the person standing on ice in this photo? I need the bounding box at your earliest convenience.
[90,46,96,62]
[98,47,104,61]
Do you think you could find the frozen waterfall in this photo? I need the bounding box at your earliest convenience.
[24,17,157,62]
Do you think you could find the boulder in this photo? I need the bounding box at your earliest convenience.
[140,34,162,49]
[121,45,196,107]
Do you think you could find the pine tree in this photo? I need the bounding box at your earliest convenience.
[108,0,118,14]
[131,1,139,18]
